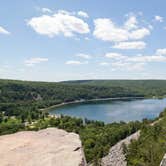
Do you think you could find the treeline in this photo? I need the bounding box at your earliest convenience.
[64,79,166,97]
[125,109,166,166]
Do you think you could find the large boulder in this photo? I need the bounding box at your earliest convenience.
[0,128,86,166]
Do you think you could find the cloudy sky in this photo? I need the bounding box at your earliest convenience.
[1,0,166,81]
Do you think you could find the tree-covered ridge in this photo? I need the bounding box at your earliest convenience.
[0,79,144,104]
[1,79,166,105]
[125,110,166,166]
[1,79,166,123]
[63,79,166,97]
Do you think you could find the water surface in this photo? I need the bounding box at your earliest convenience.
[50,98,166,123]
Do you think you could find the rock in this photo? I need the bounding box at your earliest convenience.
[0,128,86,166]
[160,154,166,166]
[101,131,140,166]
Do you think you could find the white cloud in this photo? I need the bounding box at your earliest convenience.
[156,48,166,55]
[127,54,166,63]
[66,60,88,65]
[111,61,145,71]
[25,57,48,66]
[93,18,129,42]
[99,62,109,66]
[93,17,150,43]
[154,15,163,22]
[124,16,138,30]
[76,53,91,59]
[104,48,166,71]
[78,11,89,18]
[129,28,150,40]
[41,8,52,13]
[106,51,166,63]
[105,53,125,59]
[27,10,90,37]
[0,26,10,35]
[113,41,146,49]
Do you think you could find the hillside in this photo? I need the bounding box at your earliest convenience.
[125,110,166,166]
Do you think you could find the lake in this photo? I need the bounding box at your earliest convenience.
[49,98,166,123]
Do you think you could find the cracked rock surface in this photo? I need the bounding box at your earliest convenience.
[0,128,86,166]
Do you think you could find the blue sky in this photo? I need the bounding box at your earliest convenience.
[1,0,166,81]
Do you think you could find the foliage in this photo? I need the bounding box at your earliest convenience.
[0,118,24,135]
[125,109,166,166]
[0,79,166,164]
[30,116,142,164]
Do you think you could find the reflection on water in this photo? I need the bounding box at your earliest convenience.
[50,98,166,123]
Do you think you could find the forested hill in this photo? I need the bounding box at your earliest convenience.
[1,79,166,109]
[0,79,142,109]
[63,79,166,97]
[62,79,166,89]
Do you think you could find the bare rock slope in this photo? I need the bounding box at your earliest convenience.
[0,128,86,166]
[101,131,140,166]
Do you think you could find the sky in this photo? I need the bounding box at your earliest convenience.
[1,0,166,81]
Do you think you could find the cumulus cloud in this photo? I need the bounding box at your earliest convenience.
[156,48,166,55]
[66,60,88,65]
[105,53,125,60]
[93,16,150,43]
[106,51,166,63]
[129,28,150,40]
[0,26,10,35]
[77,11,89,18]
[124,16,138,30]
[127,54,166,63]
[113,41,146,49]
[27,10,90,37]
[111,61,145,71]
[93,18,129,42]
[105,48,166,71]
[76,53,91,59]
[25,57,48,66]
[154,15,163,22]
[41,8,52,13]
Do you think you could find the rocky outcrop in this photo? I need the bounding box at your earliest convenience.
[101,131,140,166]
[0,128,86,166]
[160,154,166,166]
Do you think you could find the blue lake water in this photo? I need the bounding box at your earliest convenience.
[49,98,166,123]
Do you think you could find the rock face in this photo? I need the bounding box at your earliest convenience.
[160,154,166,166]
[101,131,140,166]
[0,128,86,166]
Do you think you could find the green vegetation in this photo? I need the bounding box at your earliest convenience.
[0,118,24,135]
[64,79,166,98]
[1,79,166,121]
[26,115,142,164]
[125,110,166,166]
[0,79,166,165]
[0,111,142,164]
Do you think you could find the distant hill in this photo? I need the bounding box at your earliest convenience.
[1,79,166,114]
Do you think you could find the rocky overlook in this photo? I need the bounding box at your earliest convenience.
[0,128,86,166]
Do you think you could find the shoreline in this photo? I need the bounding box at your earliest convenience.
[40,96,145,112]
